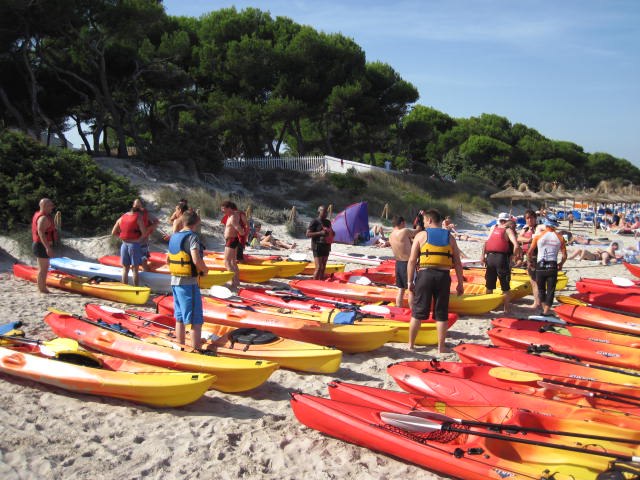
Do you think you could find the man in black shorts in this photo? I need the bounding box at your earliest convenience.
[388,216,417,307]
[407,209,464,353]
[306,205,334,280]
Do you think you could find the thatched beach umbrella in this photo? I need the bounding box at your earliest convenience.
[517,183,542,207]
[490,186,524,211]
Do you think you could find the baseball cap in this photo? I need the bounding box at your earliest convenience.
[497,212,510,222]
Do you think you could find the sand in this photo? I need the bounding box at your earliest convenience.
[0,170,634,479]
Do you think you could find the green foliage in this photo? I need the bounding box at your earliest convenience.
[328,170,367,195]
[0,131,138,234]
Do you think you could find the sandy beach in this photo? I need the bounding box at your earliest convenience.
[0,172,635,480]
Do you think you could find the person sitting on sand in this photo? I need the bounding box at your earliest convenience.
[442,215,456,232]
[567,241,620,265]
[367,225,390,247]
[251,223,297,250]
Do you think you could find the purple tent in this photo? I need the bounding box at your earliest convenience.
[332,202,369,244]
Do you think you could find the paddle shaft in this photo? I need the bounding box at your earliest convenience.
[528,345,640,378]
[558,295,640,319]
[539,378,640,406]
[439,415,640,445]
[435,421,639,462]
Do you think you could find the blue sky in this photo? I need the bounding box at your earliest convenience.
[152,1,639,166]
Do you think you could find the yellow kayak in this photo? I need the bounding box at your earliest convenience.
[302,262,346,275]
[206,252,307,278]
[0,330,215,407]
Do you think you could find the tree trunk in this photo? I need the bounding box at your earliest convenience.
[0,86,27,131]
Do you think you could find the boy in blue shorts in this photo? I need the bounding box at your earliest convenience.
[167,210,208,349]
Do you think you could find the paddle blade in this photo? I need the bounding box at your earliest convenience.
[489,367,542,382]
[556,295,587,306]
[348,275,372,286]
[380,412,441,432]
[209,285,234,299]
[98,305,127,314]
[359,304,391,315]
[408,410,462,424]
[612,276,635,287]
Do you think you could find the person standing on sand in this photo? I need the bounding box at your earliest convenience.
[407,209,464,353]
[31,198,58,293]
[388,215,417,308]
[167,210,208,349]
[482,212,521,314]
[528,214,567,316]
[221,200,245,290]
[111,202,147,286]
[133,198,159,271]
[306,205,334,280]
[517,210,541,309]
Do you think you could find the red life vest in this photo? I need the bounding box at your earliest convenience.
[485,226,510,253]
[31,211,58,243]
[119,212,142,241]
[520,226,534,254]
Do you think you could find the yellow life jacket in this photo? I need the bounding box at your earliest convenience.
[419,228,453,269]
[167,231,197,277]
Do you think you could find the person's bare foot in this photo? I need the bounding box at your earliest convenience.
[38,289,50,294]
[438,347,452,354]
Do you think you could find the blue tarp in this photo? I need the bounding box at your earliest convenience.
[332,202,370,244]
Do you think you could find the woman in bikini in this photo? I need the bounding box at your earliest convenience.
[567,241,620,265]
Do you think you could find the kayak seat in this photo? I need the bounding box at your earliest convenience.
[229,328,278,352]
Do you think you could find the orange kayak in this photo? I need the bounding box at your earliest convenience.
[84,303,342,373]
[12,263,151,305]
[154,295,396,353]
[44,311,278,393]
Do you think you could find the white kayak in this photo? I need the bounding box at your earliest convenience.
[327,251,393,266]
[50,257,176,294]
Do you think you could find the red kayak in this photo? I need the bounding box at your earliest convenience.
[328,381,640,451]
[387,361,640,429]
[576,277,640,296]
[237,287,457,324]
[455,343,640,388]
[488,325,640,371]
[291,386,637,480]
[492,317,640,349]
[390,360,640,414]
[624,261,640,278]
[555,303,640,336]
[566,292,640,316]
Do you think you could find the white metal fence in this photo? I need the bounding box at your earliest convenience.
[223,155,395,175]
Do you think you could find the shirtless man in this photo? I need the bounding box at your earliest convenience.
[388,215,417,307]
[221,200,245,290]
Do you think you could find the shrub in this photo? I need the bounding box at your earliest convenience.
[0,130,138,234]
[328,170,367,195]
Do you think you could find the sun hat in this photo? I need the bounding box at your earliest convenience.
[542,214,559,228]
[497,212,510,222]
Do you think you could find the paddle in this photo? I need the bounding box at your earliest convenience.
[403,409,640,445]
[524,342,640,378]
[263,288,391,316]
[490,366,640,405]
[556,295,640,319]
[98,305,177,333]
[0,334,100,366]
[612,276,635,287]
[379,412,640,462]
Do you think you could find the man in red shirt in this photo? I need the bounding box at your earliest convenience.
[112,202,148,286]
[31,198,57,293]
